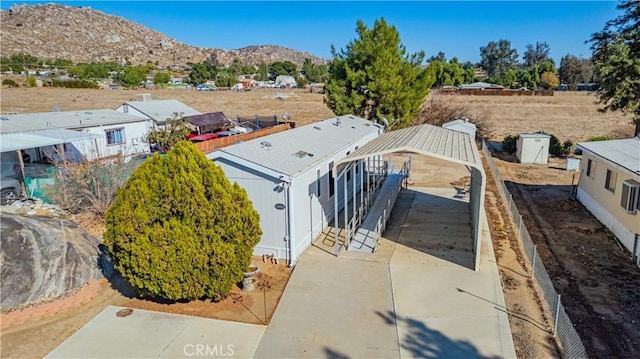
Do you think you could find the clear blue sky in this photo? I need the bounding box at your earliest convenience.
[1,1,621,64]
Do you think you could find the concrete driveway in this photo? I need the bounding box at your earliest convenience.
[255,187,516,358]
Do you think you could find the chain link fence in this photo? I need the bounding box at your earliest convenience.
[481,141,588,359]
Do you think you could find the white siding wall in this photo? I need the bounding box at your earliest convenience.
[577,187,639,266]
[215,158,290,260]
[73,122,149,160]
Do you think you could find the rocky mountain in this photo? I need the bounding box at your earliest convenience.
[0,4,327,68]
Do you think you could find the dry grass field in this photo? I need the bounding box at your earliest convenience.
[1,87,634,142]
[438,91,635,142]
[0,87,335,127]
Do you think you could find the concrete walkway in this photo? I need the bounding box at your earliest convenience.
[255,187,516,358]
[46,306,266,358]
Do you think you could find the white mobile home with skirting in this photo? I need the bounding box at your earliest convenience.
[577,137,640,266]
[207,115,383,265]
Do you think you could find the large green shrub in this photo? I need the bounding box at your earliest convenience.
[103,141,261,301]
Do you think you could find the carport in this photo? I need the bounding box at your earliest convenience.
[333,124,486,271]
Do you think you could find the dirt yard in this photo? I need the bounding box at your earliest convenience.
[492,153,640,358]
[0,256,291,358]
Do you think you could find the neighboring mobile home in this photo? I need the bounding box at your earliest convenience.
[0,109,150,161]
[207,115,384,265]
[576,137,640,265]
[114,99,201,131]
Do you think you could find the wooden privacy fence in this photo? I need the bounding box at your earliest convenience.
[193,123,293,154]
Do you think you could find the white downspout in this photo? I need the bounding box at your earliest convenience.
[284,178,295,266]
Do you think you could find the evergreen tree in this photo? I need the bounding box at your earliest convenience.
[590,0,640,136]
[324,18,434,128]
[104,141,262,301]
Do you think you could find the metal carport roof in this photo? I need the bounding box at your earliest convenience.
[0,129,98,153]
[336,123,486,271]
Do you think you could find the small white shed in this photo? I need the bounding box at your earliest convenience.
[516,133,550,164]
[442,119,477,138]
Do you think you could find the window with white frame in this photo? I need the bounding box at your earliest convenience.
[105,128,125,145]
[605,169,617,193]
[586,159,596,178]
[316,169,321,198]
[620,180,640,214]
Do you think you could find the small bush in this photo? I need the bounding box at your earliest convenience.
[502,135,519,154]
[2,79,18,87]
[587,135,614,142]
[547,134,573,157]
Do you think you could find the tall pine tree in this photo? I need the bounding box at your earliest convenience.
[324,18,434,128]
[590,0,640,136]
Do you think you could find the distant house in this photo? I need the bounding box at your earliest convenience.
[442,119,477,139]
[459,82,504,90]
[576,138,640,266]
[275,75,297,88]
[0,109,150,162]
[114,99,201,131]
[576,83,599,92]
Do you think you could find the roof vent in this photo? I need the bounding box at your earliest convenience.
[46,121,52,127]
[84,111,93,115]
[0,117,9,121]
[292,150,314,158]
[313,126,322,130]
[334,118,341,127]
[260,141,272,149]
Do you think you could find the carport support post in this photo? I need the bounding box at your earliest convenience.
[344,168,348,247]
[360,160,364,217]
[334,167,339,256]
[531,245,537,275]
[352,164,356,237]
[553,294,561,336]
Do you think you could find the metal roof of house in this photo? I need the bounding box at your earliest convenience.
[120,99,201,124]
[209,115,382,177]
[577,137,640,174]
[337,123,482,170]
[0,109,147,134]
[1,129,98,152]
[442,119,477,129]
[520,133,550,138]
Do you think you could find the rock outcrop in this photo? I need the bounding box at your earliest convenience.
[0,213,105,309]
[0,4,327,67]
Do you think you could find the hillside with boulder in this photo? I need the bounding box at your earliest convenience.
[0,4,327,67]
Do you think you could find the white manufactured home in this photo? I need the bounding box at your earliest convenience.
[207,115,384,264]
[0,109,150,161]
[577,137,640,265]
[114,99,201,131]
